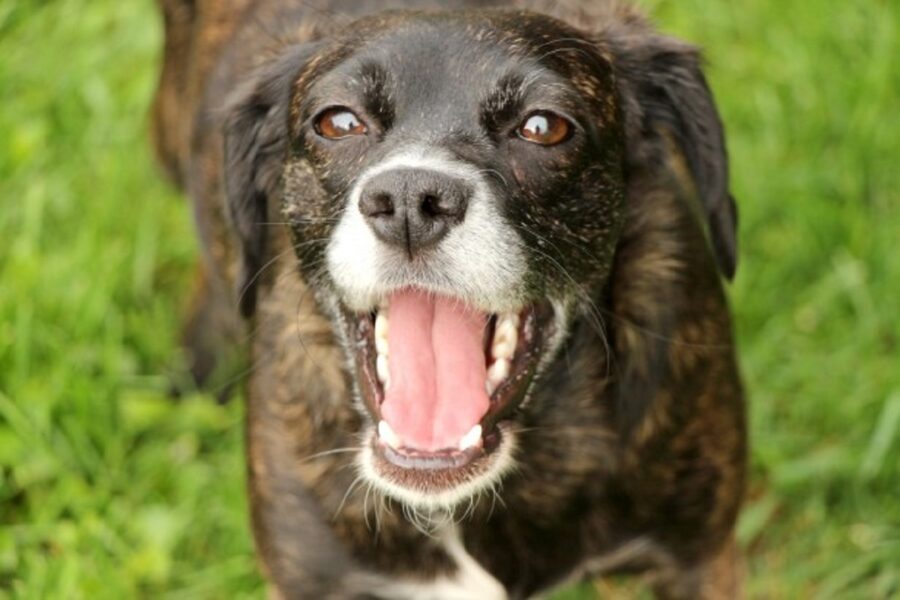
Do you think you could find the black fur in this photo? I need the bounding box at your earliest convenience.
[223,44,319,316]
[609,28,738,278]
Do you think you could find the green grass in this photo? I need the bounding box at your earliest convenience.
[1,0,897,597]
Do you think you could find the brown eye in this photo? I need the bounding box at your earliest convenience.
[314,107,367,139]
[516,111,572,146]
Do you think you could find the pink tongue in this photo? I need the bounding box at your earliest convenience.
[381,289,489,451]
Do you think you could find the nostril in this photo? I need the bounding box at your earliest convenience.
[360,191,395,218]
[372,193,394,216]
[418,191,468,221]
[420,194,440,218]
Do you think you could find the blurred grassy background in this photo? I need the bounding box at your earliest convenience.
[0,0,897,598]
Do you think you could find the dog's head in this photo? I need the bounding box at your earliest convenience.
[223,8,736,511]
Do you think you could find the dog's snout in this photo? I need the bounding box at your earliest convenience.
[359,169,470,256]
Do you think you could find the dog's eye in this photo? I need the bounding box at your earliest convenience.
[516,111,572,146]
[314,107,368,139]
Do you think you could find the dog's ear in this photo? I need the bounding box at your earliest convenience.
[223,44,318,317]
[611,31,738,279]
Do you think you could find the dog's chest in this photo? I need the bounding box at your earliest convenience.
[373,526,508,600]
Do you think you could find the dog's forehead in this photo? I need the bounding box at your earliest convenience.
[352,14,535,68]
[327,11,604,102]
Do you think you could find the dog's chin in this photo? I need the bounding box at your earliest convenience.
[356,422,519,513]
[334,290,558,511]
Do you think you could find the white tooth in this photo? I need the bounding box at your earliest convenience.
[486,380,497,396]
[500,312,520,328]
[496,318,518,340]
[491,333,516,360]
[375,312,389,355]
[458,424,483,451]
[378,420,402,449]
[375,312,389,340]
[376,354,390,387]
[487,358,510,386]
[491,317,518,360]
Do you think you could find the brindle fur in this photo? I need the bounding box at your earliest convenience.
[152,1,746,598]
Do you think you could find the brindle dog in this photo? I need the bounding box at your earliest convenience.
[152,1,746,598]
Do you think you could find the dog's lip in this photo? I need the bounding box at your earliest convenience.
[343,297,553,469]
[374,428,501,470]
[365,422,513,501]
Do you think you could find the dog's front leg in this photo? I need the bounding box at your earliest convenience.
[651,536,743,600]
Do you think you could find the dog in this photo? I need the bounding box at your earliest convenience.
[152,0,746,597]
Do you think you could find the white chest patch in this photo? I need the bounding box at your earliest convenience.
[374,526,508,600]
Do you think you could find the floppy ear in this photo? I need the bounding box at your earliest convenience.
[611,31,738,279]
[223,44,318,317]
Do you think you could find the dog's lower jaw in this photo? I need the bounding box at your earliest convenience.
[356,421,520,518]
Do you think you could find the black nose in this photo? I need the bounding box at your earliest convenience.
[358,168,471,257]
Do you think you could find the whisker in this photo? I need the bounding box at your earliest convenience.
[530,36,599,53]
[363,482,374,532]
[478,168,509,190]
[204,344,273,399]
[236,246,298,311]
[298,447,360,463]
[333,474,365,521]
[292,281,328,372]
[258,219,340,226]
[513,222,614,375]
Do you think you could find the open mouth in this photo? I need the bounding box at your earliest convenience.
[343,289,554,494]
